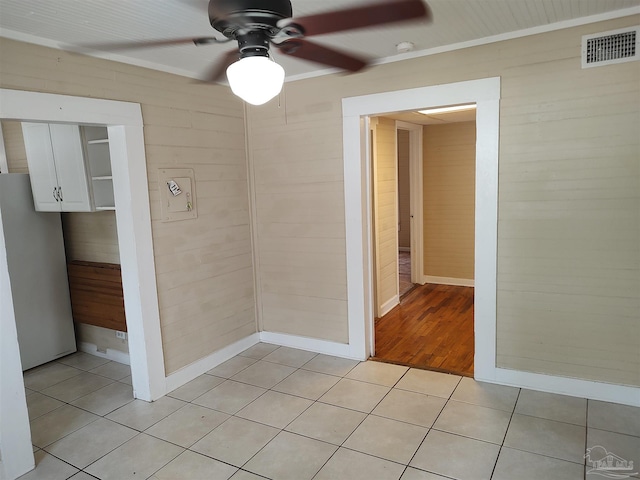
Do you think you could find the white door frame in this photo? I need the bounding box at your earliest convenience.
[395,121,424,286]
[0,89,165,479]
[341,78,501,371]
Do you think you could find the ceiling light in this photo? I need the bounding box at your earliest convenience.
[418,104,476,115]
[226,56,285,106]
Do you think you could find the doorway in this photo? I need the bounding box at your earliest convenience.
[370,108,477,376]
[340,78,500,381]
[0,88,164,479]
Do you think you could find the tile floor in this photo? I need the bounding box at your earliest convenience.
[20,344,640,480]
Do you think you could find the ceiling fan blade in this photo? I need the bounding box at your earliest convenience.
[74,37,225,53]
[276,39,368,72]
[200,49,239,82]
[281,0,430,37]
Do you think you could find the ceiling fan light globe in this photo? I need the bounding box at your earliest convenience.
[226,56,285,106]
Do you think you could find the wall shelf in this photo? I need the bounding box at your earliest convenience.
[82,126,115,211]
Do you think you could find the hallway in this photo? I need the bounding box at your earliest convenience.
[374,283,474,377]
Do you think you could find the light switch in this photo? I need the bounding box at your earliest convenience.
[166,177,191,213]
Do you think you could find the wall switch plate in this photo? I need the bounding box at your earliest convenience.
[158,168,197,222]
[116,331,127,340]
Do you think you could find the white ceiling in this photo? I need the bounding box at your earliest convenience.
[0,0,638,81]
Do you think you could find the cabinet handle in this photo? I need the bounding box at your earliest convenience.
[57,186,63,201]
[53,187,58,201]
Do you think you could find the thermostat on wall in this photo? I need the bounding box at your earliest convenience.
[158,168,197,222]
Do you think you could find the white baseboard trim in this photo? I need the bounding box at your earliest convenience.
[398,247,411,252]
[378,295,400,317]
[164,333,259,394]
[78,342,130,365]
[423,275,474,287]
[259,331,361,360]
[476,367,640,407]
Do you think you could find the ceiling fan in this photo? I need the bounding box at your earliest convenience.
[82,0,431,104]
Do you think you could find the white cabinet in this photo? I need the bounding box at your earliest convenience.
[21,123,115,212]
[22,123,93,212]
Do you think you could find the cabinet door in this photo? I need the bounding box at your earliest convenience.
[49,124,93,212]
[21,122,61,211]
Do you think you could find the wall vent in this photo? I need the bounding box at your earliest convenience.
[582,27,639,68]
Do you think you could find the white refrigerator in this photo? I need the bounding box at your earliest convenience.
[0,173,76,370]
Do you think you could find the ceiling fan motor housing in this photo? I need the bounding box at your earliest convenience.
[209,0,293,38]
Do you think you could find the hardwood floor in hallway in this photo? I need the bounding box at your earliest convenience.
[373,283,474,377]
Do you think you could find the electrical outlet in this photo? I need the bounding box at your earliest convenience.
[116,331,127,340]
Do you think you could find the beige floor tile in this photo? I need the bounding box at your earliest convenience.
[23,363,83,391]
[231,360,296,389]
[57,352,110,371]
[286,402,367,445]
[515,389,587,426]
[314,447,405,480]
[493,447,585,480]
[153,450,238,480]
[319,378,390,413]
[191,416,279,467]
[119,375,133,386]
[244,431,337,480]
[230,470,270,479]
[145,403,229,447]
[451,377,520,412]
[41,372,114,403]
[400,467,451,479]
[85,433,183,480]
[30,404,99,448]
[67,472,100,480]
[25,392,64,421]
[301,354,359,377]
[192,379,266,414]
[238,343,279,359]
[586,428,640,478]
[588,400,640,437]
[88,361,131,380]
[504,414,586,464]
[344,414,427,464]
[262,346,318,367]
[71,382,133,416]
[346,361,408,387]
[396,369,461,399]
[410,430,500,480]
[17,450,79,480]
[433,400,512,444]
[105,396,185,431]
[44,418,137,469]
[207,356,258,378]
[166,374,225,402]
[237,390,313,428]
[373,388,446,428]
[272,369,340,400]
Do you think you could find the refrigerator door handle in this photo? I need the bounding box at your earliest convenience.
[53,187,58,201]
[58,186,63,201]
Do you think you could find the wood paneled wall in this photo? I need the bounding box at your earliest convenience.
[397,130,411,250]
[373,117,399,314]
[0,37,256,374]
[423,121,476,281]
[246,16,639,386]
[1,121,28,173]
